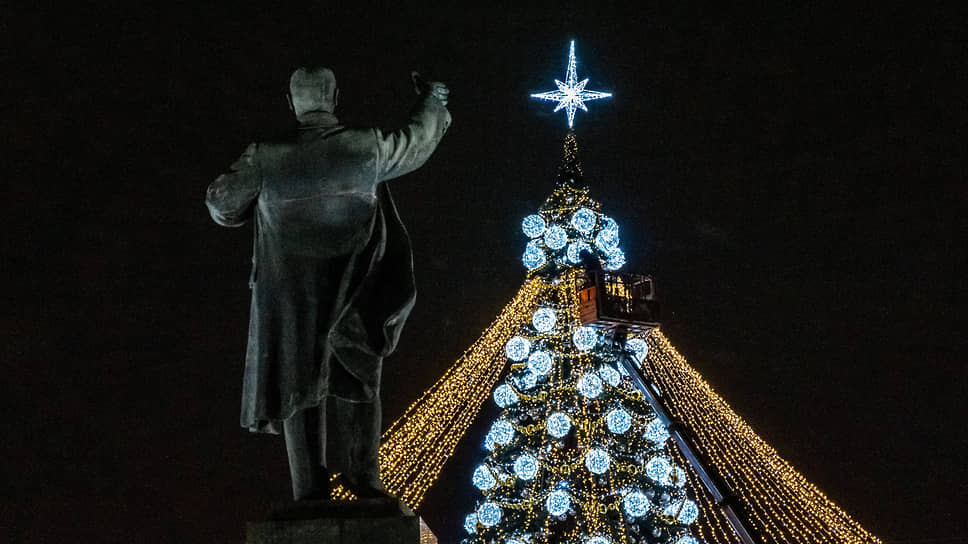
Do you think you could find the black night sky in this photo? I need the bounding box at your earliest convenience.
[4,3,967,543]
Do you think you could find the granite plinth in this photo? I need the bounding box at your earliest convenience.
[247,498,419,544]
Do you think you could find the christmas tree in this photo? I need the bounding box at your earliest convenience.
[458,130,699,544]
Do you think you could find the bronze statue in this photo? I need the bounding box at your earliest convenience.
[206,66,450,500]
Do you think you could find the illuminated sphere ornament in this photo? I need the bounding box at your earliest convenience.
[665,500,700,525]
[623,490,650,518]
[472,464,496,490]
[603,247,626,271]
[676,536,699,544]
[547,412,572,438]
[645,419,670,444]
[577,373,603,399]
[527,351,553,375]
[665,466,687,488]
[522,214,546,238]
[484,434,495,451]
[546,490,571,516]
[493,384,519,408]
[522,241,546,270]
[606,408,632,434]
[595,230,619,252]
[507,539,526,544]
[463,513,478,534]
[598,365,621,386]
[488,420,515,446]
[532,307,557,332]
[600,215,619,236]
[571,207,597,234]
[513,453,539,480]
[584,448,611,474]
[477,502,502,527]
[516,371,538,390]
[646,456,673,482]
[544,225,568,250]
[626,338,649,363]
[587,538,612,544]
[566,240,591,264]
[572,326,598,351]
[505,336,531,361]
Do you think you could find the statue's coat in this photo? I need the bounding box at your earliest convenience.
[206,95,450,435]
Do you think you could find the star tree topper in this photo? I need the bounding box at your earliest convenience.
[531,41,612,128]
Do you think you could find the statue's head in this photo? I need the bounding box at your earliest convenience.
[288,66,339,119]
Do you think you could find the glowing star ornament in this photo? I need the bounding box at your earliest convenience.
[531,41,612,128]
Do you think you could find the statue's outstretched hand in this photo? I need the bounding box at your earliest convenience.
[412,71,449,107]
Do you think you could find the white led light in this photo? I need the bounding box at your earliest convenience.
[606,408,632,434]
[626,338,649,363]
[547,412,572,438]
[567,240,591,264]
[478,502,502,527]
[577,373,603,399]
[522,214,546,238]
[493,384,519,408]
[544,225,568,250]
[530,41,612,128]
[664,500,699,525]
[572,326,598,351]
[522,241,546,270]
[584,448,610,474]
[463,513,478,534]
[472,464,496,490]
[598,365,620,386]
[644,419,670,444]
[623,490,650,518]
[527,351,553,375]
[571,207,597,234]
[513,453,539,480]
[505,336,531,361]
[488,420,515,446]
[532,308,557,332]
[545,490,571,516]
[646,456,673,483]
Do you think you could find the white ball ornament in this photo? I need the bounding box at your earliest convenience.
[493,384,519,408]
[522,214,546,238]
[463,513,479,534]
[605,408,632,434]
[513,453,539,480]
[577,373,603,399]
[505,336,531,361]
[623,490,650,518]
[584,448,611,474]
[547,412,572,438]
[546,490,571,516]
[532,307,557,332]
[544,225,568,250]
[477,502,502,527]
[598,365,621,386]
[527,351,553,375]
[472,465,496,490]
[571,207,597,234]
[572,326,598,351]
[626,338,649,363]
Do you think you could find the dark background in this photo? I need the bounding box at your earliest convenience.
[3,2,966,543]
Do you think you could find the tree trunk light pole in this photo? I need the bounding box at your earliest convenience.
[580,271,760,544]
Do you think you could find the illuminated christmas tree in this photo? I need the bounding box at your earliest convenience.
[331,41,880,544]
[459,132,700,544]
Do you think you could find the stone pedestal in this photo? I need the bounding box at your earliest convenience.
[246,498,419,544]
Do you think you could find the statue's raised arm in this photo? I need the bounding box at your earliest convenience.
[205,65,450,503]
